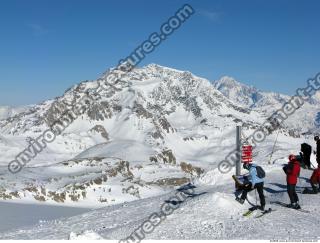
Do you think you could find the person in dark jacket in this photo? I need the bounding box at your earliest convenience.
[314,136,320,165]
[236,163,266,210]
[300,143,312,169]
[283,154,301,209]
[303,164,320,194]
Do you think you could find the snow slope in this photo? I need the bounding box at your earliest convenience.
[1,159,319,240]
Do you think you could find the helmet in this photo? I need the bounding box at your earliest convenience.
[314,135,319,141]
[288,154,296,162]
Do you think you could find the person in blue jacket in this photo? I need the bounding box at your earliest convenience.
[236,163,266,210]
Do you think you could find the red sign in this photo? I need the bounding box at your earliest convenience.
[242,145,252,163]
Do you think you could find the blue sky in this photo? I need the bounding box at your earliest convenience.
[0,0,319,106]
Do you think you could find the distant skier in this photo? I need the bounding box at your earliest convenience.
[235,163,266,211]
[283,154,301,209]
[314,136,320,165]
[303,164,320,194]
[300,143,312,169]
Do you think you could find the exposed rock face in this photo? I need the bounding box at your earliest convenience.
[0,159,136,203]
[147,177,190,186]
[87,101,113,121]
[180,162,204,177]
[105,160,133,178]
[150,149,177,165]
[89,125,109,140]
[133,102,153,119]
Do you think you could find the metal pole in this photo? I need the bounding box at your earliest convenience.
[236,126,241,176]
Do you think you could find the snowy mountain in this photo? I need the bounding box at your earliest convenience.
[0,105,31,120]
[0,64,318,208]
[214,76,320,134]
[213,76,294,109]
[0,64,260,207]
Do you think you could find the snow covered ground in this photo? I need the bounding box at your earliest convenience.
[0,157,319,240]
[0,201,89,233]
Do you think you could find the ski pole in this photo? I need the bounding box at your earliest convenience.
[255,189,257,206]
[298,177,303,205]
[268,130,280,164]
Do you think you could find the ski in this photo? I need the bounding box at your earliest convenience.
[270,201,310,213]
[242,206,259,217]
[243,210,253,217]
[255,208,273,218]
[302,188,318,194]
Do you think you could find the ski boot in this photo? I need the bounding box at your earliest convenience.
[286,203,294,208]
[235,197,245,204]
[292,202,301,210]
[303,185,319,194]
[302,188,317,194]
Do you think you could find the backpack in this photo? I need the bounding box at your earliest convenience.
[256,165,266,179]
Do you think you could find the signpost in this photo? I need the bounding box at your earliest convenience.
[242,145,253,163]
[235,126,253,188]
[236,126,241,176]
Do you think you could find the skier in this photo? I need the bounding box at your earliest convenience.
[314,136,320,165]
[303,164,320,194]
[283,154,301,209]
[300,143,312,169]
[235,163,266,211]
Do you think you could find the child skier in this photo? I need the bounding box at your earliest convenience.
[283,154,301,209]
[235,163,266,211]
[303,164,320,194]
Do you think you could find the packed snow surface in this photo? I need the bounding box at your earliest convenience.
[1,157,320,240]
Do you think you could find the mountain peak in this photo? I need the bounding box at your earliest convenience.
[213,75,293,109]
[144,63,163,69]
[215,76,256,91]
[142,63,186,74]
[213,76,259,107]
